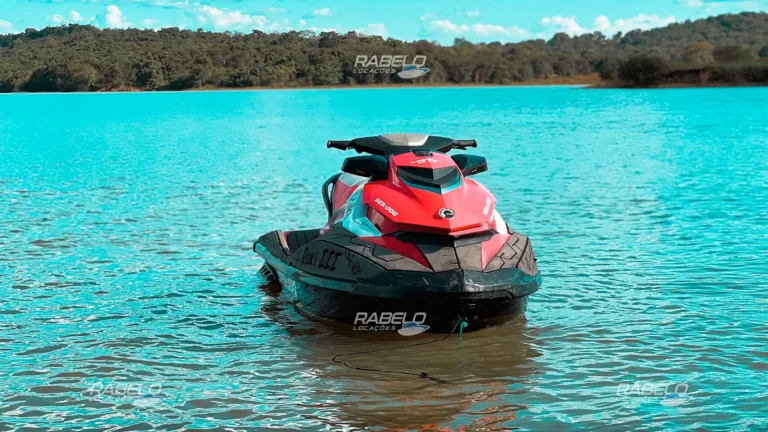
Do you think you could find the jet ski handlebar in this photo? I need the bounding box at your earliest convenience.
[327,138,477,154]
[451,139,477,150]
[327,140,353,150]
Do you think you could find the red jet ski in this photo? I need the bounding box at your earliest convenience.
[253,133,541,332]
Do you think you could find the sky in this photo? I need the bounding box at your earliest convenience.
[0,0,766,43]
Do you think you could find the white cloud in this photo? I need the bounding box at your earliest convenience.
[134,0,189,9]
[465,10,481,17]
[142,18,160,27]
[312,8,334,17]
[703,2,724,13]
[359,23,387,37]
[592,15,612,33]
[541,13,675,36]
[48,10,91,25]
[431,19,469,33]
[0,18,14,34]
[596,14,676,34]
[684,0,704,6]
[106,5,128,28]
[196,5,267,29]
[306,24,342,33]
[472,23,527,37]
[541,16,583,34]
[299,19,307,28]
[420,13,436,21]
[260,7,288,14]
[430,19,528,38]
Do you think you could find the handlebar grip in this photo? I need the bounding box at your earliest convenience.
[327,140,351,150]
[452,139,477,148]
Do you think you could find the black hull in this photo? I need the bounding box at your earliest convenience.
[254,226,541,333]
[292,281,528,332]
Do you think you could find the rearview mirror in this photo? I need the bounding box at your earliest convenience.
[451,154,487,177]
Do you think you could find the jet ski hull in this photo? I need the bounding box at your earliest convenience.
[284,276,530,332]
[254,227,541,332]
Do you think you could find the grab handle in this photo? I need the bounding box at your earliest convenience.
[327,140,352,150]
[451,139,477,150]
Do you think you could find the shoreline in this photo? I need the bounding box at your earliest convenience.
[589,80,768,90]
[186,75,601,92]
[109,74,600,92]
[0,75,601,94]
[5,75,767,94]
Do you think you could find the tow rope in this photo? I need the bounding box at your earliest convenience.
[332,316,468,385]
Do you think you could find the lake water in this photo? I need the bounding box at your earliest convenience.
[1,86,767,431]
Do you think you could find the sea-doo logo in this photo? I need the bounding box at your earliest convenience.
[354,312,429,336]
[354,55,430,80]
[438,208,455,219]
[482,197,491,216]
[374,198,398,216]
[411,158,441,165]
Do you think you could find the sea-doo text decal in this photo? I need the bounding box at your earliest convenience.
[374,198,398,216]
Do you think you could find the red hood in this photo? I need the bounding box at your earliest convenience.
[362,151,496,235]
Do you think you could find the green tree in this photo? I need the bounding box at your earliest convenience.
[713,45,754,63]
[596,58,620,81]
[22,64,96,92]
[2,12,768,92]
[135,57,166,89]
[683,42,715,64]
[618,54,668,86]
[69,63,98,91]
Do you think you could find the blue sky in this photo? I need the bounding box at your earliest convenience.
[0,0,766,43]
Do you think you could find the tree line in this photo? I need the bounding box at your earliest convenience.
[1,12,768,92]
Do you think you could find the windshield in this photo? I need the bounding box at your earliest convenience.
[397,166,462,194]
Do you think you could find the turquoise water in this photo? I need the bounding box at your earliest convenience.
[1,87,767,430]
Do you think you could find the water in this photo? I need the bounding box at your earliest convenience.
[1,86,767,431]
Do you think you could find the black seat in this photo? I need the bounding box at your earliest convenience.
[341,155,388,181]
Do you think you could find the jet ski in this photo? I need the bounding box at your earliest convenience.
[253,133,541,332]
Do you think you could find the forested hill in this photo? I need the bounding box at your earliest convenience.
[1,12,768,92]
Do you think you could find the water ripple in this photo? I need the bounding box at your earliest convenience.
[1,87,767,431]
